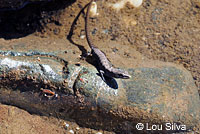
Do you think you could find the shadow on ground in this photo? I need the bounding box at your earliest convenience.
[0,0,75,39]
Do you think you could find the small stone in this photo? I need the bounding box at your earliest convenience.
[109,0,143,11]
[90,1,99,17]
[80,35,85,39]
[37,57,41,61]
[64,79,68,83]
[128,0,143,7]
[53,28,60,35]
[64,122,69,128]
[80,30,85,39]
[96,132,102,134]
[69,130,74,134]
[102,29,109,34]
[130,20,137,26]
[75,127,80,130]
[92,28,97,35]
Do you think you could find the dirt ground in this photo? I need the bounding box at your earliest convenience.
[0,0,199,133]
[0,104,114,134]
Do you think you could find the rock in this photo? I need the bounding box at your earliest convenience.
[121,67,200,133]
[0,50,199,133]
[73,64,200,133]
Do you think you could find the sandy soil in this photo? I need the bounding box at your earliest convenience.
[0,104,113,134]
[0,0,199,133]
